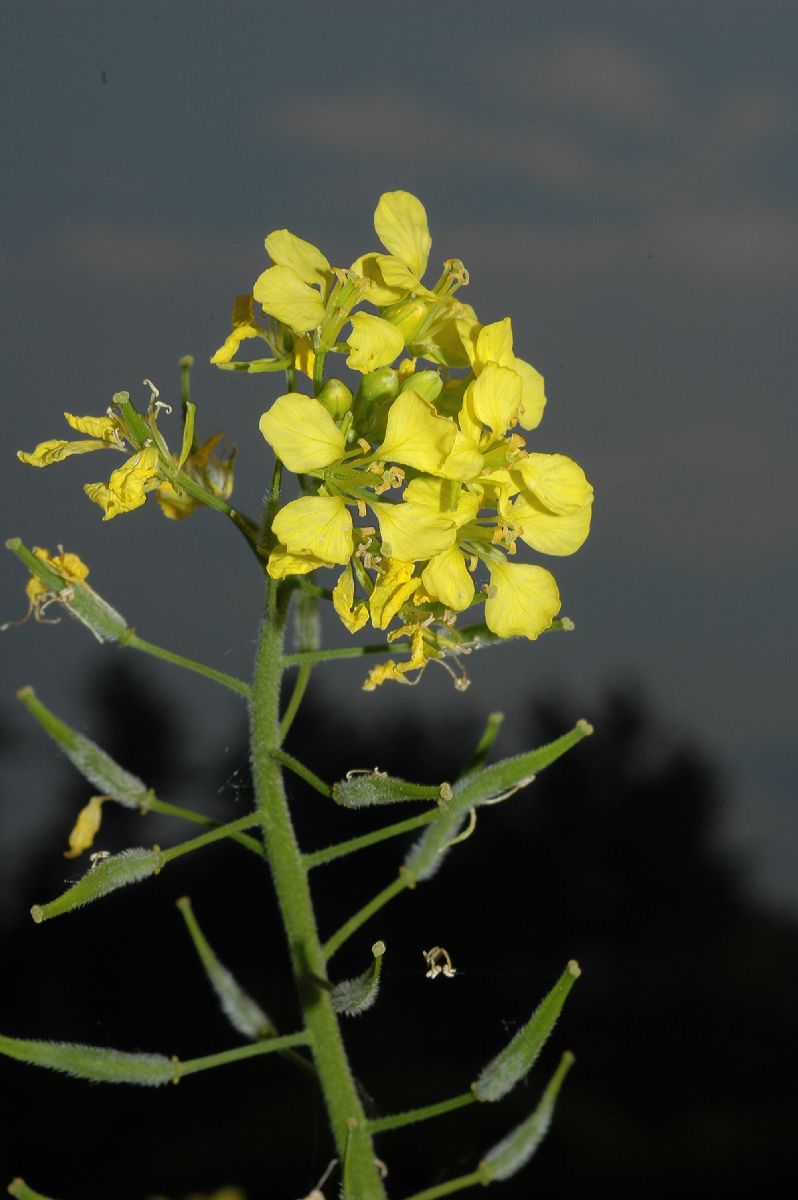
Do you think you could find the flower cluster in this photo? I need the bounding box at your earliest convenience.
[213,191,593,687]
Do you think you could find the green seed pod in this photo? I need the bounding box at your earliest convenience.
[0,1032,174,1086]
[317,378,353,419]
[176,897,275,1040]
[17,687,148,809]
[333,771,447,808]
[472,962,580,1102]
[331,941,385,1017]
[8,1178,60,1200]
[482,1051,574,1181]
[31,848,162,924]
[398,369,442,403]
[454,720,593,812]
[6,538,128,644]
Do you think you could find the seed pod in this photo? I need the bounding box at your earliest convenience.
[176,897,275,1040]
[0,1032,174,1086]
[333,771,447,809]
[472,961,580,1102]
[17,687,148,808]
[31,848,162,924]
[482,1051,574,1181]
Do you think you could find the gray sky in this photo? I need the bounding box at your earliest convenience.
[2,1,797,910]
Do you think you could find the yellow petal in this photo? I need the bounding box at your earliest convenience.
[266,545,331,578]
[485,560,561,640]
[346,313,405,373]
[17,438,109,467]
[515,454,593,516]
[514,356,547,430]
[403,476,480,528]
[156,481,196,521]
[512,493,593,556]
[351,252,406,307]
[332,564,369,633]
[466,362,523,436]
[84,447,160,520]
[259,393,346,472]
[370,499,456,562]
[438,429,484,480]
[376,391,456,473]
[369,558,420,629]
[374,191,431,279]
[64,796,106,859]
[421,545,475,611]
[272,495,353,564]
[63,413,121,441]
[374,255,434,296]
[252,265,326,333]
[265,228,331,286]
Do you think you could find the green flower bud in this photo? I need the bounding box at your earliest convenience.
[472,961,580,1102]
[31,848,162,923]
[381,296,428,341]
[357,366,399,408]
[317,378,353,420]
[0,1032,174,1086]
[399,369,443,403]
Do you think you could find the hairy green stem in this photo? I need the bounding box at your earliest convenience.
[323,873,411,961]
[305,811,438,869]
[367,1091,476,1134]
[177,1030,310,1078]
[122,631,251,698]
[271,747,331,797]
[159,814,261,865]
[401,1168,489,1200]
[279,663,312,742]
[282,642,408,667]
[249,583,388,1200]
[146,797,264,858]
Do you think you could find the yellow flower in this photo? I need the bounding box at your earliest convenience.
[156,433,235,521]
[24,548,90,617]
[259,393,346,472]
[370,498,456,562]
[264,228,331,286]
[484,560,561,640]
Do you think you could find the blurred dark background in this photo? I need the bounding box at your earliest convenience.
[2,1,797,1196]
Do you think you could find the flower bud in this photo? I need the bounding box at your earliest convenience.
[317,378,353,420]
[381,296,428,341]
[31,848,162,923]
[357,367,399,408]
[399,369,443,404]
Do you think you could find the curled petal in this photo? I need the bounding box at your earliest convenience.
[18,439,110,467]
[266,546,331,579]
[64,413,122,441]
[485,560,561,640]
[369,559,420,629]
[210,294,270,365]
[332,565,369,633]
[404,476,480,528]
[351,252,406,307]
[259,393,346,472]
[64,796,106,859]
[514,356,547,430]
[84,447,160,520]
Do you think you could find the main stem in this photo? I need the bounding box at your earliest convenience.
[249,582,387,1200]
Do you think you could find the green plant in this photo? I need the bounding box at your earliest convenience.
[4,191,594,1200]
